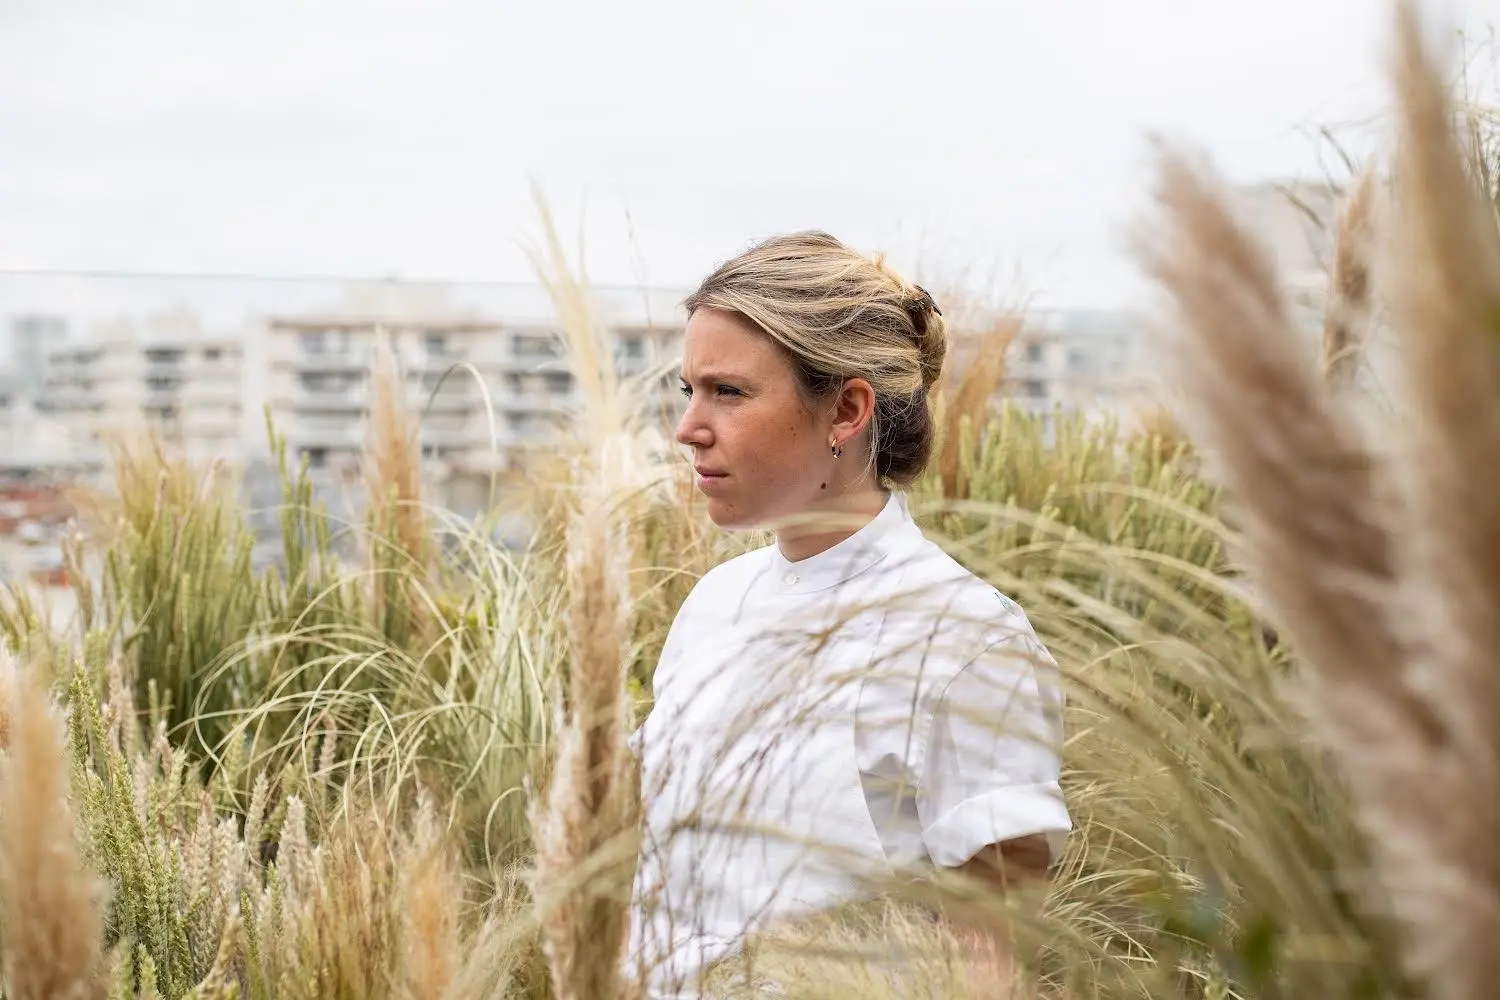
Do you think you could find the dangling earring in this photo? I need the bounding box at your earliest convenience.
[830,440,843,459]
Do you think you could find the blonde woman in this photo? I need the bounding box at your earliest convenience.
[628,232,1070,998]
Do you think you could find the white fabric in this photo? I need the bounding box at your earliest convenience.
[627,492,1070,998]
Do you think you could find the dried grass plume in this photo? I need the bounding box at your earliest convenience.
[934,311,1020,498]
[1133,2,1500,998]
[365,330,429,568]
[0,652,108,1000]
[525,196,640,1000]
[1322,166,1381,387]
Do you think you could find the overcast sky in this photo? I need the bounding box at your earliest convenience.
[0,0,1496,331]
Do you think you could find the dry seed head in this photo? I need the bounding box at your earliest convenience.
[936,310,1021,499]
[364,330,428,567]
[1357,4,1500,996]
[0,645,13,754]
[0,656,108,1000]
[531,496,635,1000]
[399,804,462,1000]
[1322,165,1381,387]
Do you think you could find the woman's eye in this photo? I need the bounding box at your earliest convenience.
[678,380,741,398]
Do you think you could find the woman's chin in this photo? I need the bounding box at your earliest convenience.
[704,497,756,531]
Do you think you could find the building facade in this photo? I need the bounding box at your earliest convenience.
[10,314,67,392]
[41,306,246,479]
[1001,307,1155,424]
[253,283,686,511]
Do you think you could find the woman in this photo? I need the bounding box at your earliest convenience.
[628,231,1070,998]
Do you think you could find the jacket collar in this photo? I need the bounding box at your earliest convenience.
[766,492,920,594]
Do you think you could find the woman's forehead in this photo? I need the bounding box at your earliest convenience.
[681,309,784,375]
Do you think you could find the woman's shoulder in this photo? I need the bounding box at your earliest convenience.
[671,542,776,619]
[886,532,1039,652]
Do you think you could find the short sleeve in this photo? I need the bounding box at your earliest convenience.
[915,632,1071,868]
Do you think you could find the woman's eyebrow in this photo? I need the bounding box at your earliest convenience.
[680,368,743,383]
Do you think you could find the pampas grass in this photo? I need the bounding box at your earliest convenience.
[0,650,11,754]
[399,802,464,1000]
[365,331,433,645]
[936,310,1021,499]
[524,197,647,1000]
[1133,2,1500,999]
[1321,167,1380,387]
[0,650,108,1000]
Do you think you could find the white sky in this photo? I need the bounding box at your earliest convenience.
[0,0,1496,331]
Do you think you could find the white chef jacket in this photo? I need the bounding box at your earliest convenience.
[627,492,1069,998]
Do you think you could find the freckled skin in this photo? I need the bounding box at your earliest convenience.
[676,308,876,540]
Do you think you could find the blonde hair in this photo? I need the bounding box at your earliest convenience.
[683,231,948,487]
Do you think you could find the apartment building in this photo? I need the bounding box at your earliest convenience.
[0,377,79,484]
[264,315,506,479]
[10,314,66,391]
[256,283,686,509]
[42,306,246,479]
[1009,308,1153,419]
[942,306,1156,432]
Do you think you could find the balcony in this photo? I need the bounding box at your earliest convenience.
[411,391,470,415]
[291,420,485,453]
[293,424,365,450]
[180,379,243,404]
[493,393,572,416]
[290,350,369,375]
[142,348,187,367]
[294,390,365,414]
[43,386,103,411]
[494,353,569,375]
[417,424,484,449]
[290,384,475,416]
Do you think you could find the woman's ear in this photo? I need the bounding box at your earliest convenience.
[830,377,877,447]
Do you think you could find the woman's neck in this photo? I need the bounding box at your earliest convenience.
[774,486,890,563]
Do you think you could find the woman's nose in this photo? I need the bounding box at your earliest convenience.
[675,400,710,448]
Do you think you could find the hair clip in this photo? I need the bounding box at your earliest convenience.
[913,285,943,317]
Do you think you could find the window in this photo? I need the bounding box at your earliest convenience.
[544,371,573,395]
[304,447,328,468]
[143,347,184,365]
[300,331,326,354]
[1024,343,1044,364]
[424,332,450,355]
[513,333,558,358]
[299,372,357,393]
[1022,379,1047,399]
[144,376,182,392]
[204,347,222,362]
[619,337,645,359]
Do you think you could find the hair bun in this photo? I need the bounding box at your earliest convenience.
[906,285,947,390]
